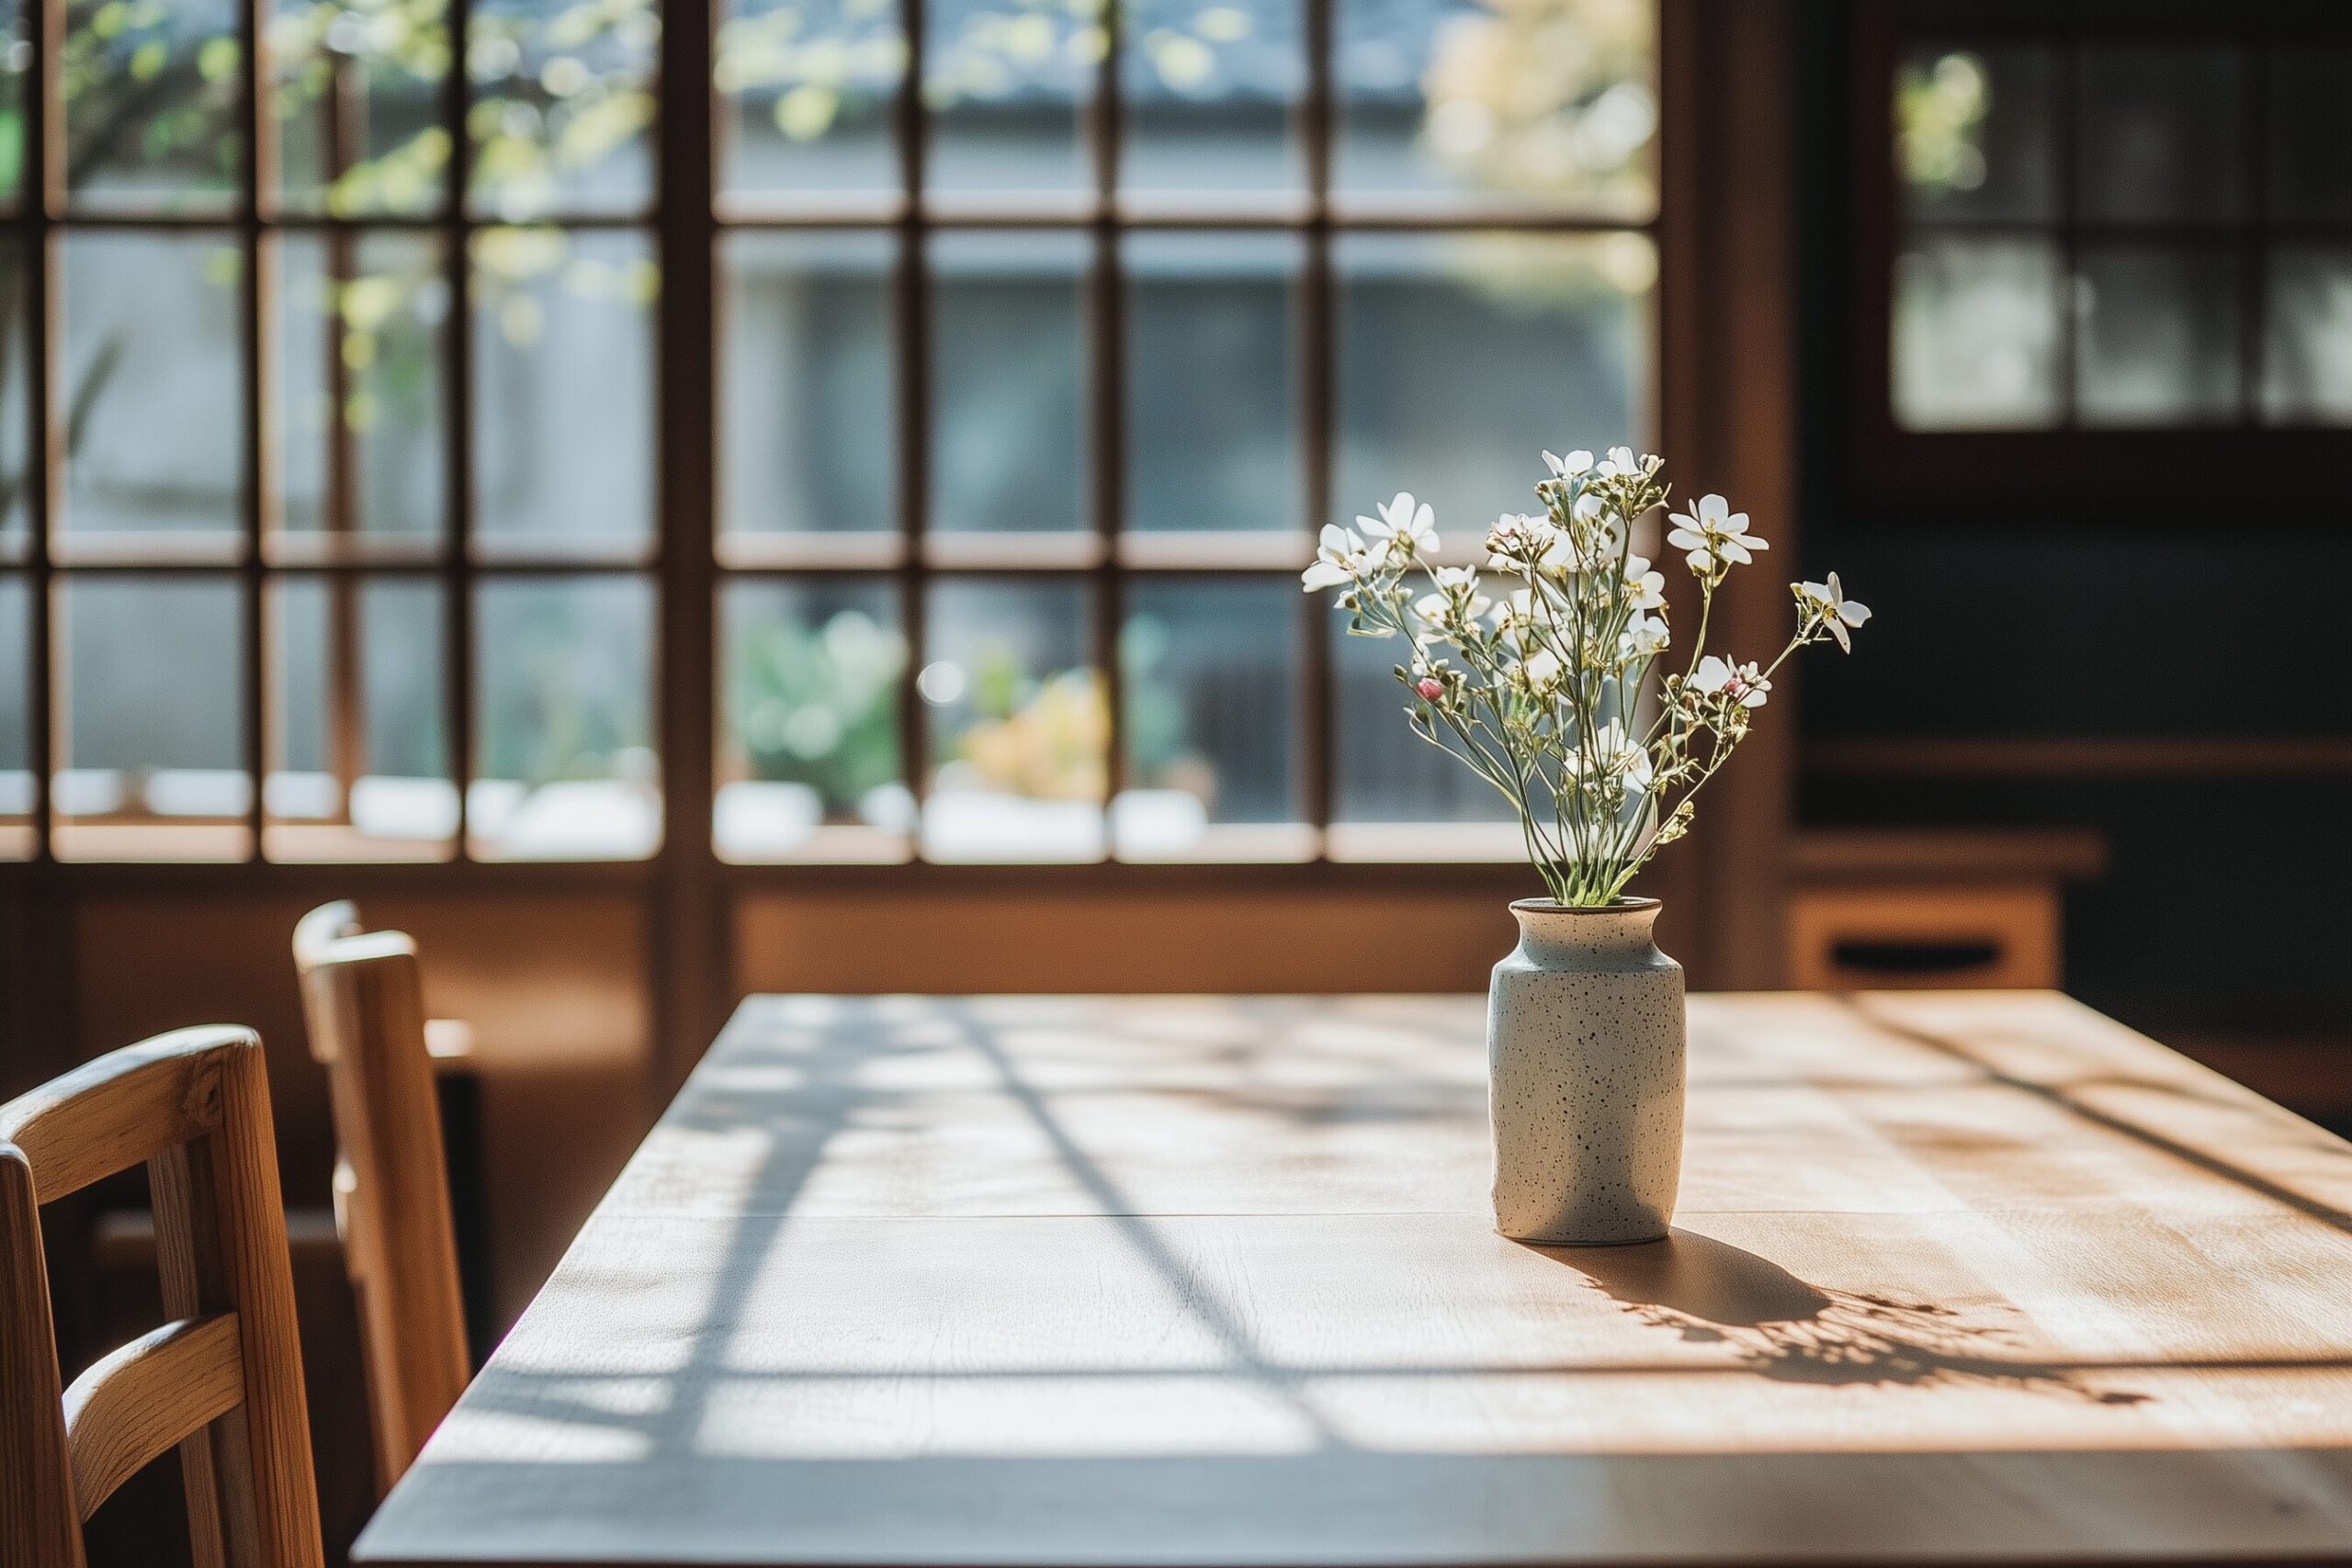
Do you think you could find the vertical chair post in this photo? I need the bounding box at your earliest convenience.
[0,1144,85,1568]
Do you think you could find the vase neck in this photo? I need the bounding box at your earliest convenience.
[1510,899,1662,964]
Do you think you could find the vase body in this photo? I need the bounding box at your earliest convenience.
[1487,897,1684,1245]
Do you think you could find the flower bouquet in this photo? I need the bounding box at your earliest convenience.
[1303,445,1868,906]
[1302,445,1870,1242]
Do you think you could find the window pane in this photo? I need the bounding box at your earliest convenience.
[718,576,908,861]
[1117,575,1305,861]
[266,575,454,860]
[1334,0,1656,218]
[2075,245,2238,426]
[276,230,448,558]
[0,242,27,552]
[54,574,251,862]
[0,575,28,857]
[717,0,903,204]
[1892,233,2060,431]
[468,0,658,219]
[720,230,895,543]
[61,231,243,555]
[1896,42,2056,222]
[923,0,1091,205]
[1125,231,1297,535]
[271,0,452,215]
[2076,45,2240,224]
[2268,44,2352,223]
[0,2,27,212]
[2262,247,2352,425]
[1327,604,1515,845]
[63,0,241,212]
[472,227,656,555]
[472,575,659,860]
[931,230,1086,535]
[1120,0,1304,204]
[1335,231,1649,541]
[922,575,1102,861]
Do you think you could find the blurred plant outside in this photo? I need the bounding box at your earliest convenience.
[1895,46,1992,200]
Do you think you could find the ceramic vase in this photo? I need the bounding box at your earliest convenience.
[1487,897,1684,1245]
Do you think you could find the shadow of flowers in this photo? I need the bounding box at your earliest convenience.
[1527,1228,2150,1404]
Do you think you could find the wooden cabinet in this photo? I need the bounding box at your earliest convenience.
[1788,829,2107,991]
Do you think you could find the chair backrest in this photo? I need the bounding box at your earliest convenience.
[0,1027,325,1568]
[290,901,469,1494]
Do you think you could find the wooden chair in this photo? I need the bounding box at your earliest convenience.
[289,901,469,1495]
[1,1026,325,1568]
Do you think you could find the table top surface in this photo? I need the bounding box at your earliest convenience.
[356,992,2352,1568]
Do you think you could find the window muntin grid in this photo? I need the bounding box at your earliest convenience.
[710,0,1662,865]
[6,0,665,866]
[1891,23,2352,433]
[0,0,1660,868]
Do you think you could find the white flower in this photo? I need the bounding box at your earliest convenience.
[1797,570,1871,653]
[1518,649,1563,691]
[1623,554,1665,611]
[1413,567,1492,626]
[1621,613,1668,658]
[1691,655,1770,709]
[1301,523,1364,590]
[1566,719,1653,796]
[1543,448,1594,479]
[1596,445,1640,479]
[1489,587,1560,649]
[1486,512,1555,566]
[1359,492,1439,558]
[1540,529,1605,574]
[1666,493,1769,574]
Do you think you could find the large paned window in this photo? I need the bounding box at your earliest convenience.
[0,0,1659,867]
[1846,0,2352,514]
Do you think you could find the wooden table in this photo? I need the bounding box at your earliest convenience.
[355,993,2352,1567]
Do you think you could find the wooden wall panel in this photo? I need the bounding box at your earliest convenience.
[65,892,655,1326]
[731,886,1541,997]
[73,895,337,1191]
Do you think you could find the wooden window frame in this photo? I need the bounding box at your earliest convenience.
[6,0,1673,873]
[0,0,1805,1075]
[1840,0,2352,522]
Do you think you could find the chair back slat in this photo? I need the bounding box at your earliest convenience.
[5,1031,229,1203]
[292,903,469,1492]
[151,1140,233,1568]
[62,1313,244,1520]
[0,1028,325,1568]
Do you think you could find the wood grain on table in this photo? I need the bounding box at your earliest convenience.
[355,993,2352,1567]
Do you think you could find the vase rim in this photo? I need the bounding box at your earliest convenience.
[1510,897,1662,914]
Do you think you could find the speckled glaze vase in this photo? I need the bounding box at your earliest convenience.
[1487,897,1684,1245]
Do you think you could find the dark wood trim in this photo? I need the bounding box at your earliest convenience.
[238,0,271,864]
[442,0,478,864]
[1807,736,2352,779]
[652,0,726,1093]
[1659,0,1800,989]
[23,0,56,863]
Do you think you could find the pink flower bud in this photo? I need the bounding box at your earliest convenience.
[1415,677,1445,701]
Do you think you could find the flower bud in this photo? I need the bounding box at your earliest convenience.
[1414,677,1445,701]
